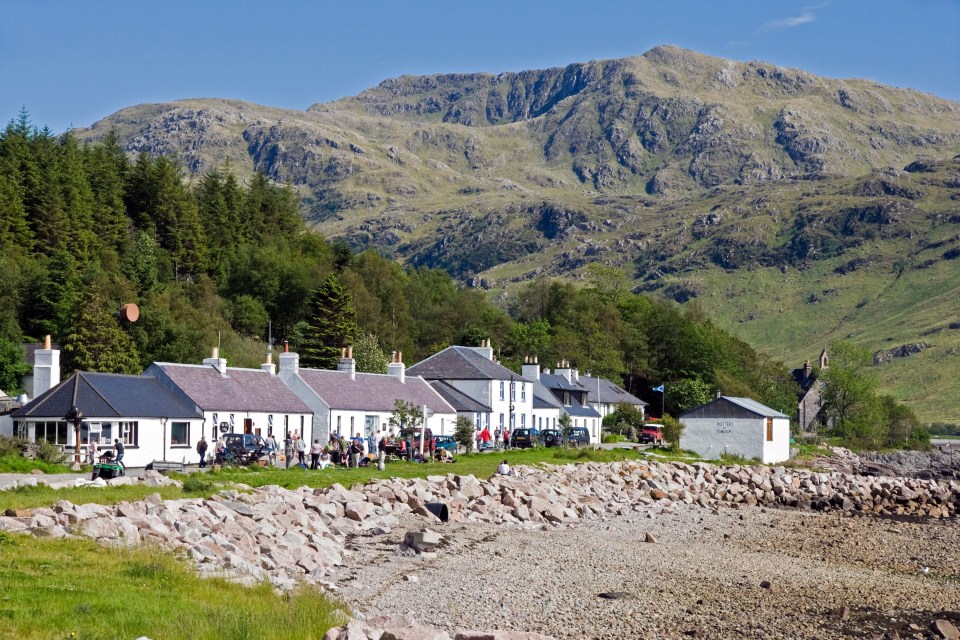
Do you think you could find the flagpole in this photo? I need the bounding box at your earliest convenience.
[661,384,665,419]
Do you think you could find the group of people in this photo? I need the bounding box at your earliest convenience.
[475,427,513,451]
[86,437,125,465]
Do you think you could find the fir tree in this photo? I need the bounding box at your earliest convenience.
[300,274,358,369]
[62,289,141,374]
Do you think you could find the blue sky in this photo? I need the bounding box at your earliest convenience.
[2,1,958,133]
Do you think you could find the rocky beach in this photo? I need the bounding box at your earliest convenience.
[3,454,960,639]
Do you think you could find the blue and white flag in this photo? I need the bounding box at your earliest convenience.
[653,384,664,393]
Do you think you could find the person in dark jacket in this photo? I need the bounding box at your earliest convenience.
[196,436,208,468]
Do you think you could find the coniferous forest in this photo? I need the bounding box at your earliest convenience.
[0,111,805,417]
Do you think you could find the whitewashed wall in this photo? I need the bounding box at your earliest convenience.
[198,409,313,444]
[680,416,790,464]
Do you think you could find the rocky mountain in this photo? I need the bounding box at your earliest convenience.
[77,46,960,421]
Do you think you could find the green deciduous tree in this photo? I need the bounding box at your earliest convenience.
[353,333,389,374]
[453,415,476,453]
[666,378,713,415]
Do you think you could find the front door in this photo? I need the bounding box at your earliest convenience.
[243,418,253,434]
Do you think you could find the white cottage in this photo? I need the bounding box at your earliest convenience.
[146,349,314,445]
[277,347,456,445]
[679,396,791,464]
[407,340,534,435]
[10,371,202,468]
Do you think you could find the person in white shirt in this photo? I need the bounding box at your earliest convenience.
[87,437,99,464]
[497,459,512,476]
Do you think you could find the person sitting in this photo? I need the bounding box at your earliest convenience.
[318,448,332,469]
[497,459,512,476]
[412,450,427,463]
[439,448,455,463]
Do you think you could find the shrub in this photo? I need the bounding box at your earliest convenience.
[660,414,684,452]
[453,416,476,453]
[181,474,216,495]
[34,440,66,464]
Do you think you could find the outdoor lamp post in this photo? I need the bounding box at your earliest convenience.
[64,406,85,464]
[508,376,515,439]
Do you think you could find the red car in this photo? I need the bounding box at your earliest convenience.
[639,424,664,445]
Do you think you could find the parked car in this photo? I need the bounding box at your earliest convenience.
[541,429,562,447]
[220,433,268,465]
[638,423,664,445]
[434,435,457,452]
[566,427,591,447]
[511,428,535,449]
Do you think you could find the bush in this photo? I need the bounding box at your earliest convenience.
[660,414,684,452]
[34,440,66,464]
[453,416,476,453]
[181,474,216,495]
[0,436,27,457]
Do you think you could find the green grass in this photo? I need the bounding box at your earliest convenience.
[0,483,208,513]
[0,447,645,512]
[0,532,346,640]
[200,446,646,491]
[0,455,78,474]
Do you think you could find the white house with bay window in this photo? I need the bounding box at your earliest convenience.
[9,371,202,468]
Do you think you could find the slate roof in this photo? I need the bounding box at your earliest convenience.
[681,396,789,420]
[12,372,198,419]
[148,363,311,413]
[298,369,455,413]
[408,346,524,381]
[577,375,648,407]
[564,399,602,418]
[429,381,491,413]
[538,372,581,391]
[532,390,562,410]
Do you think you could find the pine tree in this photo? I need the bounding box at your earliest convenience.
[300,274,358,369]
[62,289,141,374]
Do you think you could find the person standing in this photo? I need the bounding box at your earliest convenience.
[377,432,387,470]
[351,433,364,468]
[196,436,208,468]
[481,426,491,450]
[309,439,322,470]
[294,434,307,466]
[284,433,293,469]
[265,433,278,465]
[475,428,483,452]
[113,439,125,465]
[87,437,99,465]
[504,429,511,450]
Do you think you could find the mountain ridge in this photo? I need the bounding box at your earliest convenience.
[75,46,960,421]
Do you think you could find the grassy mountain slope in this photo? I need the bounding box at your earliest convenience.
[76,46,960,421]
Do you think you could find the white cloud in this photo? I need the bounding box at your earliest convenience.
[762,10,816,31]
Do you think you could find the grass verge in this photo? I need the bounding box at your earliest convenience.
[0,531,346,640]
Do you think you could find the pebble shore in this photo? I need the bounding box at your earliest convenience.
[3,458,960,639]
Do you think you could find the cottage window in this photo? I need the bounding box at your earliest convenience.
[521,414,526,429]
[521,384,526,402]
[121,421,139,446]
[14,421,27,439]
[766,418,773,442]
[499,414,504,429]
[499,381,505,400]
[171,422,190,446]
[36,421,69,445]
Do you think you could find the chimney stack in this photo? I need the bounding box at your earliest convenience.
[337,346,356,380]
[521,355,540,382]
[260,350,276,375]
[388,350,405,383]
[277,346,299,380]
[555,359,573,384]
[202,347,228,377]
[32,334,60,398]
[474,338,494,360]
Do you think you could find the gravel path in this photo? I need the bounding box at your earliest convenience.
[335,502,960,639]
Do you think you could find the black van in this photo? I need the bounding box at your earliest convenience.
[566,427,591,447]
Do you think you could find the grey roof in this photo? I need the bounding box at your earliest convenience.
[298,369,455,414]
[577,375,648,407]
[681,396,789,419]
[148,363,312,413]
[408,346,524,381]
[429,381,491,413]
[13,372,199,419]
[532,390,562,410]
[564,399,601,418]
[539,372,581,391]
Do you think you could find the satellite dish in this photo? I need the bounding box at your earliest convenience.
[119,303,139,323]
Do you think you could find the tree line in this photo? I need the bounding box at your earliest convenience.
[0,112,924,449]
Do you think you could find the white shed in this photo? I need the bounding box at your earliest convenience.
[679,396,791,464]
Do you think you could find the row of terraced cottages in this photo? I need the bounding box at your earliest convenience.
[0,339,648,468]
